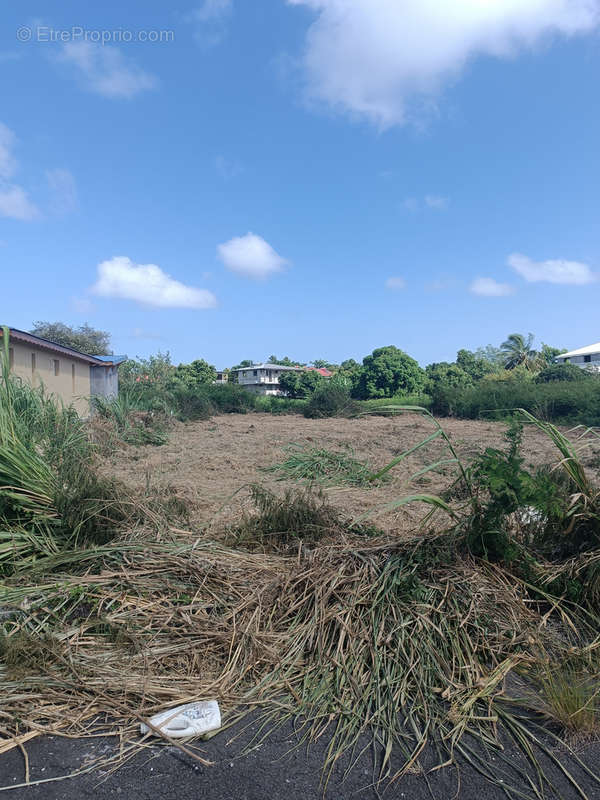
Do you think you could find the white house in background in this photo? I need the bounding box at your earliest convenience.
[233,363,303,395]
[556,342,600,371]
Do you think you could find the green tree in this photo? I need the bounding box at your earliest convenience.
[355,346,425,399]
[279,370,323,398]
[118,352,175,408]
[456,349,495,381]
[268,355,304,367]
[30,321,111,355]
[539,343,567,366]
[337,359,363,394]
[534,363,592,383]
[473,345,504,367]
[171,359,217,389]
[312,359,337,370]
[425,362,473,393]
[501,333,540,371]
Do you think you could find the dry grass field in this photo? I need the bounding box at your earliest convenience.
[99,412,600,534]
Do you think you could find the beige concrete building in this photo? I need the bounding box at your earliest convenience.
[2,327,125,416]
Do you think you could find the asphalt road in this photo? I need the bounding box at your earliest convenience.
[1,717,599,800]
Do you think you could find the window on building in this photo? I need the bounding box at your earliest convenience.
[584,355,592,363]
[31,353,36,376]
[8,347,14,369]
[53,359,60,376]
[72,363,76,393]
[253,370,258,376]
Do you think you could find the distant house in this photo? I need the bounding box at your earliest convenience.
[306,366,333,378]
[233,363,303,395]
[555,342,600,371]
[2,327,126,416]
[214,370,229,385]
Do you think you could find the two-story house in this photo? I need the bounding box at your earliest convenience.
[232,363,303,395]
[555,342,600,371]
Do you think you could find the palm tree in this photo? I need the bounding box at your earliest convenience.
[501,333,540,371]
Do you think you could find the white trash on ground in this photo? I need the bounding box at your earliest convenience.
[140,700,221,738]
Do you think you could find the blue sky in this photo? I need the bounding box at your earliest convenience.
[1,1,599,367]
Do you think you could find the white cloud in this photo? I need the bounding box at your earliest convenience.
[0,123,39,221]
[46,168,78,215]
[0,123,17,180]
[508,252,596,285]
[91,256,217,309]
[425,194,448,209]
[288,0,600,127]
[385,276,406,290]
[192,0,232,22]
[470,277,514,297]
[217,233,288,279]
[188,0,233,46]
[57,42,157,98]
[0,186,39,220]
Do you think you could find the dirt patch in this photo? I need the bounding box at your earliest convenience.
[97,413,598,534]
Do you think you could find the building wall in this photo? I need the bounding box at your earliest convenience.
[558,353,600,367]
[242,383,282,396]
[237,368,283,385]
[8,339,91,416]
[90,364,119,398]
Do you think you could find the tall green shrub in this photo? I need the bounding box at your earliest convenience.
[355,346,425,399]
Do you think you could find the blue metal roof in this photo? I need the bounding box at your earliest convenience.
[92,355,128,364]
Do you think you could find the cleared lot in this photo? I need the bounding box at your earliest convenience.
[99,412,595,533]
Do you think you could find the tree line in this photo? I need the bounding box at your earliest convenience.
[29,321,576,401]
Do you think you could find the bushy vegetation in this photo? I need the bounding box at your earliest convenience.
[253,394,307,414]
[431,375,600,425]
[534,363,592,383]
[278,368,323,398]
[92,392,170,446]
[227,485,342,551]
[117,353,255,421]
[418,332,600,425]
[304,380,361,418]
[361,393,433,413]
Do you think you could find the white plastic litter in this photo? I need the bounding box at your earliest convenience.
[516,506,545,526]
[140,700,221,738]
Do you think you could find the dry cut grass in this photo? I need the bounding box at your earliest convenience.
[2,409,600,798]
[96,413,592,535]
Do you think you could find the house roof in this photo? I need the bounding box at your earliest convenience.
[231,363,303,372]
[3,327,126,367]
[92,354,128,365]
[306,366,333,377]
[556,342,600,359]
